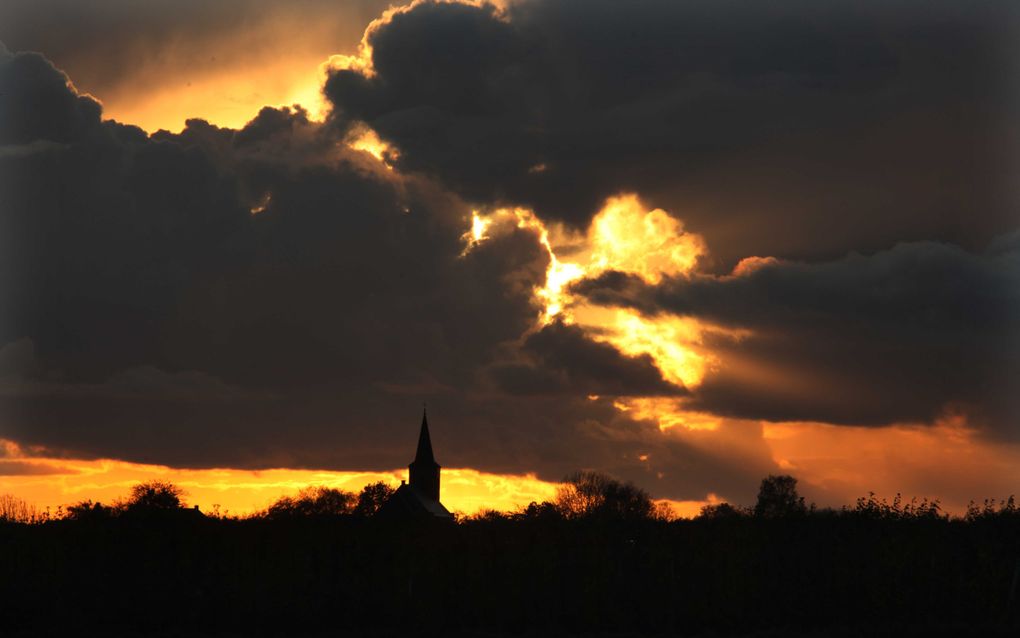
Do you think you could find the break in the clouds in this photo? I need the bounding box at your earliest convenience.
[0,0,1018,506]
[0,0,395,130]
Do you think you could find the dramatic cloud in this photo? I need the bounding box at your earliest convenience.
[325,0,1019,268]
[1,0,1018,509]
[0,43,768,503]
[576,235,1020,432]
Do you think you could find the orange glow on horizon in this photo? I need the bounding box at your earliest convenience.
[0,445,560,518]
[761,414,1020,514]
[4,416,1015,519]
[591,400,1020,516]
[0,440,716,520]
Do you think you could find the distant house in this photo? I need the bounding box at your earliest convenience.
[376,409,454,520]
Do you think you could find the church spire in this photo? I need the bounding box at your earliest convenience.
[409,405,441,502]
[414,405,436,465]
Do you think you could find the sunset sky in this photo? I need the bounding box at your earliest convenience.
[1,0,1018,517]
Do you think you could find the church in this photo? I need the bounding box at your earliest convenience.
[376,409,454,520]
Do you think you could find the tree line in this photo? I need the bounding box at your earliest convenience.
[3,472,1014,524]
[2,474,1019,636]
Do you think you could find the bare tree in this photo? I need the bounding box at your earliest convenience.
[0,493,42,524]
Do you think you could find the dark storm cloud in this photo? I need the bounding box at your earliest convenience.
[0,45,768,501]
[325,0,1019,268]
[576,236,1020,433]
[0,42,103,145]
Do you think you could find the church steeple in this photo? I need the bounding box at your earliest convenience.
[414,406,436,465]
[408,406,441,502]
[375,408,452,520]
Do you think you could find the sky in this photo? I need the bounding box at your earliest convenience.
[1,0,1018,517]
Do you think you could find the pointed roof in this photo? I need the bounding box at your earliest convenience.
[413,406,437,466]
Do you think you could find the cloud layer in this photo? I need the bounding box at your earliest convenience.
[0,44,770,502]
[326,0,1019,268]
[577,236,1020,431]
[1,0,1017,506]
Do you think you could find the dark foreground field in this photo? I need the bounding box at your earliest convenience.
[3,506,1019,637]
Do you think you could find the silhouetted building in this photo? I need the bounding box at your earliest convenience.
[376,409,453,520]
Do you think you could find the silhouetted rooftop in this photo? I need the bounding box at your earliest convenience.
[375,483,452,520]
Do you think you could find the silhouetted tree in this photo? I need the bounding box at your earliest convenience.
[516,500,561,521]
[353,481,395,517]
[265,486,356,519]
[123,480,186,511]
[556,471,653,520]
[651,500,677,521]
[698,501,746,520]
[4,481,1020,636]
[64,499,115,522]
[753,474,807,518]
[0,493,41,523]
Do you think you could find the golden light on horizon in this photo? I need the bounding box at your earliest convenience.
[0,447,562,518]
[0,437,569,517]
[0,440,719,520]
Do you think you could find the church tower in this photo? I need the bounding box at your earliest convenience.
[408,407,441,502]
[374,408,452,520]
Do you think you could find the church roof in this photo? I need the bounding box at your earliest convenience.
[376,483,453,520]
